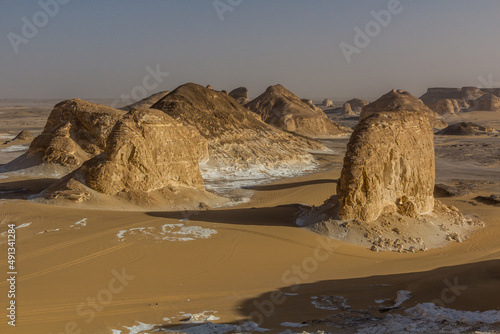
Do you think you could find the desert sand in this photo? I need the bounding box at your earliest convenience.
[0,93,499,334]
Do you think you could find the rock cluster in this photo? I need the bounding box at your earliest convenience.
[420,87,500,113]
[28,99,125,167]
[245,84,350,138]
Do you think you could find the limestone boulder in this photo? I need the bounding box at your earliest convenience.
[337,111,435,222]
[322,99,333,107]
[342,103,355,115]
[345,98,369,113]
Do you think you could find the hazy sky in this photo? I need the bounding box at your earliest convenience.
[1,0,500,101]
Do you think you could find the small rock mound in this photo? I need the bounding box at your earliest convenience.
[434,99,458,115]
[151,83,323,174]
[120,91,170,111]
[474,194,500,206]
[342,103,355,115]
[46,108,220,208]
[3,130,34,144]
[228,87,249,105]
[345,98,369,113]
[322,98,333,107]
[245,84,351,138]
[436,122,498,136]
[28,99,126,167]
[360,89,447,129]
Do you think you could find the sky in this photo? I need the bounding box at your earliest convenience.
[1,0,500,101]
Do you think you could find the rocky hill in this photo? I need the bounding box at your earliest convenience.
[245,84,351,138]
[120,91,170,111]
[151,83,324,177]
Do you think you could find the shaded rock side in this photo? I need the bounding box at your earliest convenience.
[469,93,500,112]
[245,84,351,138]
[360,89,447,129]
[337,111,435,222]
[28,99,126,167]
[228,87,249,105]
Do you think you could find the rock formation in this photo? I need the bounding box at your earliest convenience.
[299,90,480,252]
[121,91,170,111]
[342,103,355,115]
[46,108,220,207]
[436,122,498,136]
[322,99,333,107]
[151,83,324,173]
[337,111,435,222]
[434,99,458,115]
[345,98,369,113]
[360,89,447,129]
[229,87,249,105]
[28,99,126,168]
[469,93,500,112]
[419,87,492,114]
[245,84,351,138]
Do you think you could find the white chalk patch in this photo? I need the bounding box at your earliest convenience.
[117,224,216,242]
[111,330,122,334]
[185,311,220,323]
[16,222,31,229]
[0,145,29,152]
[311,295,350,310]
[280,322,307,328]
[37,228,60,234]
[392,290,411,308]
[406,303,500,324]
[375,299,388,304]
[284,293,298,296]
[69,218,87,229]
[122,321,157,334]
[161,321,269,333]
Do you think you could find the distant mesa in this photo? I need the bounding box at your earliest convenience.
[120,91,170,111]
[3,130,34,144]
[436,122,498,136]
[360,89,447,129]
[322,98,333,107]
[46,107,222,208]
[151,83,323,174]
[420,87,500,113]
[345,98,369,113]
[28,99,126,168]
[245,84,351,138]
[228,87,249,105]
[299,89,480,252]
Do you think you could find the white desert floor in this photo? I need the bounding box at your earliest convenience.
[0,106,499,333]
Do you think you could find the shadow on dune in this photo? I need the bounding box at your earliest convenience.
[152,259,500,332]
[147,205,304,227]
[0,178,56,199]
[243,178,337,191]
